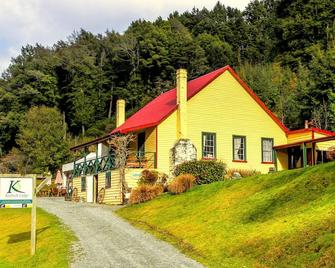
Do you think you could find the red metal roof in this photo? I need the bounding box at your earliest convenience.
[112,65,289,134]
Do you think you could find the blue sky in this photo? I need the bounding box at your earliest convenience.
[0,0,251,73]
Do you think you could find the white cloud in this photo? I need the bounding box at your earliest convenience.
[0,0,251,73]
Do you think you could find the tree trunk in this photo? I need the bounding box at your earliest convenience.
[82,125,85,136]
[63,112,67,140]
[108,84,114,119]
[108,95,113,119]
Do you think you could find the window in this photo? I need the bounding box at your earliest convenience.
[81,177,86,192]
[233,136,246,161]
[262,138,274,163]
[138,132,145,157]
[105,171,111,189]
[202,132,216,159]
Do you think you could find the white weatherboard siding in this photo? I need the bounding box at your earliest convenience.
[86,176,94,203]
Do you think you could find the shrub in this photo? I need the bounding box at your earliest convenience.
[174,160,226,185]
[168,174,196,194]
[156,172,168,185]
[226,168,261,178]
[139,169,159,185]
[151,184,164,196]
[129,184,163,204]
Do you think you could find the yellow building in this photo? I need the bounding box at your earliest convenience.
[67,66,335,204]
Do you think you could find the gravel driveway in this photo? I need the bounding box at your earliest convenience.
[38,198,203,268]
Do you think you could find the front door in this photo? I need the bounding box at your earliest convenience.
[86,175,94,202]
[94,175,99,203]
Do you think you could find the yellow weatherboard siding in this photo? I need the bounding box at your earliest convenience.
[287,132,312,143]
[312,132,335,150]
[314,132,327,139]
[157,71,287,174]
[316,140,335,150]
[98,171,122,204]
[145,127,156,153]
[73,176,86,201]
[157,111,177,173]
[128,127,156,153]
[277,151,288,170]
[71,169,143,205]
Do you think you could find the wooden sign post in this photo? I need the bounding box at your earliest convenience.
[0,174,51,256]
[30,175,51,255]
[31,176,36,255]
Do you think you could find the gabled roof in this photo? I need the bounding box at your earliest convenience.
[112,65,288,134]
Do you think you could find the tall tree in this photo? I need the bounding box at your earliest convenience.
[307,45,335,130]
[276,0,335,68]
[16,106,70,173]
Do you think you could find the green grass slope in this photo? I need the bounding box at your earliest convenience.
[117,162,335,267]
[0,207,76,268]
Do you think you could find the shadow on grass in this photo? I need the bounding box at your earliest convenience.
[7,226,50,244]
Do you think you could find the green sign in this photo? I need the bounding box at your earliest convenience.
[0,177,33,208]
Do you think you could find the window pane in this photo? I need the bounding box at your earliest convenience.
[263,152,272,162]
[233,136,245,160]
[262,139,273,162]
[105,172,111,188]
[202,133,215,159]
[81,177,86,192]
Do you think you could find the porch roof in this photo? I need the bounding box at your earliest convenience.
[287,127,335,137]
[274,135,335,150]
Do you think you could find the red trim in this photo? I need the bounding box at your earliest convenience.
[202,157,216,161]
[311,128,335,136]
[117,122,158,134]
[261,161,274,164]
[115,108,177,134]
[232,160,247,163]
[287,128,311,135]
[312,130,315,140]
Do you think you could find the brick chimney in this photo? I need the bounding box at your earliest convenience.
[176,69,188,139]
[116,99,125,127]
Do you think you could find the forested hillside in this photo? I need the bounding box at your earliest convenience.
[0,0,334,172]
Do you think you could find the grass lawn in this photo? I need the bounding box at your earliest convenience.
[0,207,76,268]
[117,162,335,267]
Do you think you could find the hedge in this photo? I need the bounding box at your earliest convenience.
[174,160,226,185]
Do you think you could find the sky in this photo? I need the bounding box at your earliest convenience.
[0,0,251,73]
